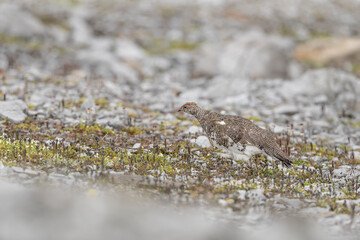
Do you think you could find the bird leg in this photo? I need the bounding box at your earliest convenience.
[206,136,215,148]
[238,139,249,152]
[241,144,246,152]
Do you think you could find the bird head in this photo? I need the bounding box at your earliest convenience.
[178,102,199,115]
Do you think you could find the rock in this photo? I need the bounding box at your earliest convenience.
[313,95,328,104]
[186,126,203,134]
[195,31,294,78]
[115,39,146,61]
[95,117,123,129]
[0,3,46,38]
[213,94,253,109]
[69,7,92,44]
[218,199,228,207]
[29,93,48,107]
[193,44,219,77]
[312,156,322,163]
[80,97,95,112]
[203,76,250,99]
[24,168,40,176]
[133,143,141,149]
[279,69,360,111]
[190,136,212,148]
[299,207,331,216]
[280,198,303,208]
[0,100,28,123]
[333,166,352,178]
[273,104,299,116]
[294,37,360,65]
[179,88,203,103]
[269,124,287,134]
[103,80,127,98]
[77,49,138,83]
[0,53,9,69]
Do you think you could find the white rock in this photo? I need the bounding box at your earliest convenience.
[90,37,113,51]
[103,81,126,98]
[333,166,352,178]
[115,39,146,60]
[273,104,298,115]
[77,50,138,83]
[217,94,252,107]
[133,143,141,149]
[69,7,92,44]
[0,53,8,69]
[186,126,202,134]
[0,100,28,123]
[270,124,287,134]
[204,76,250,98]
[195,30,294,78]
[314,95,328,104]
[24,168,40,176]
[218,199,228,207]
[95,117,123,128]
[29,93,48,107]
[0,3,46,38]
[190,136,212,148]
[279,69,360,110]
[179,88,203,103]
[80,97,95,111]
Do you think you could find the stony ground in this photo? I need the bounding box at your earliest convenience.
[1,0,360,239]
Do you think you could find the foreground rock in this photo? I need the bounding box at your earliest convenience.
[0,100,28,123]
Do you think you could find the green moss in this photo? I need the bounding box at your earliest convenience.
[36,14,70,31]
[352,63,360,75]
[213,183,257,194]
[28,104,36,110]
[168,40,198,51]
[122,126,144,136]
[143,38,200,55]
[95,97,110,109]
[14,123,39,132]
[309,31,331,39]
[247,116,262,122]
[0,34,67,54]
[348,120,360,128]
[0,34,42,51]
[176,116,187,121]
[1,119,359,212]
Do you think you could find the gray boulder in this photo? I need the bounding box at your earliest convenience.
[0,3,46,38]
[280,69,360,111]
[0,100,28,123]
[195,31,294,79]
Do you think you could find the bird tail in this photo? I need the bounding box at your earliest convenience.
[264,145,293,167]
[273,151,293,167]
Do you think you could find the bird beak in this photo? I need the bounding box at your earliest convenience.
[178,109,182,112]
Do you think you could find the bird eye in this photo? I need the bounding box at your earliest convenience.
[184,106,187,108]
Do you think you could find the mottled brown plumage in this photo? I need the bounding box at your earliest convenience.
[178,102,292,167]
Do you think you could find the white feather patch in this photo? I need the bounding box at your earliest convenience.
[216,121,226,125]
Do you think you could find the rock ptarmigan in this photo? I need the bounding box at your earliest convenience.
[178,102,292,167]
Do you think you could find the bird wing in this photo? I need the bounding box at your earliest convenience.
[209,117,250,146]
[205,119,233,148]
